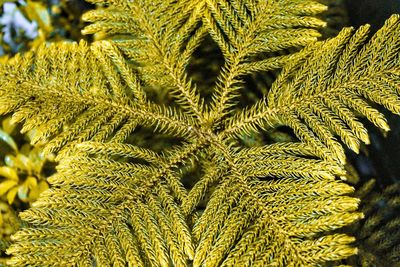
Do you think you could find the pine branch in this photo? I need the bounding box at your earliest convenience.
[83,0,207,120]
[7,141,204,266]
[0,41,195,158]
[346,180,400,266]
[205,0,327,125]
[191,140,361,266]
[224,15,400,164]
[1,1,400,266]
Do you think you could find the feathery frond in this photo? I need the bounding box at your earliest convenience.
[224,15,400,164]
[7,141,202,266]
[0,0,399,266]
[346,180,400,266]
[0,41,195,159]
[82,0,328,123]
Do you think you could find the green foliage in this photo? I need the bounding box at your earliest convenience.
[0,0,398,266]
[347,179,400,266]
[0,0,91,56]
[0,201,18,257]
[0,117,50,205]
[0,116,52,262]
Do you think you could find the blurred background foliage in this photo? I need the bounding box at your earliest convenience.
[0,0,398,266]
[0,0,92,57]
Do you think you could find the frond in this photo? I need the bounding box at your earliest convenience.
[81,0,328,123]
[2,1,400,266]
[82,0,207,119]
[0,41,195,159]
[203,0,328,124]
[346,180,400,266]
[7,141,201,266]
[224,15,400,164]
[6,138,363,266]
[191,143,362,267]
[199,0,326,57]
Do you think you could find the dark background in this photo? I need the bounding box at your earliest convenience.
[345,0,400,184]
[346,0,400,32]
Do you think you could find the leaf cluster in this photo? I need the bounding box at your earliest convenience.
[346,179,400,266]
[0,0,399,266]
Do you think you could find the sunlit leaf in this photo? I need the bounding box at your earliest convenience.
[0,166,18,181]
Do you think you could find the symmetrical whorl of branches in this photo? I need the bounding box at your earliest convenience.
[0,0,399,266]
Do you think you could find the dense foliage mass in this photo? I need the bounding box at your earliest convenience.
[0,0,399,266]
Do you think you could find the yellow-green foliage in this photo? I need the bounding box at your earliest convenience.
[0,0,91,56]
[0,0,398,266]
[347,179,400,266]
[0,202,18,253]
[0,117,50,205]
[0,116,51,261]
